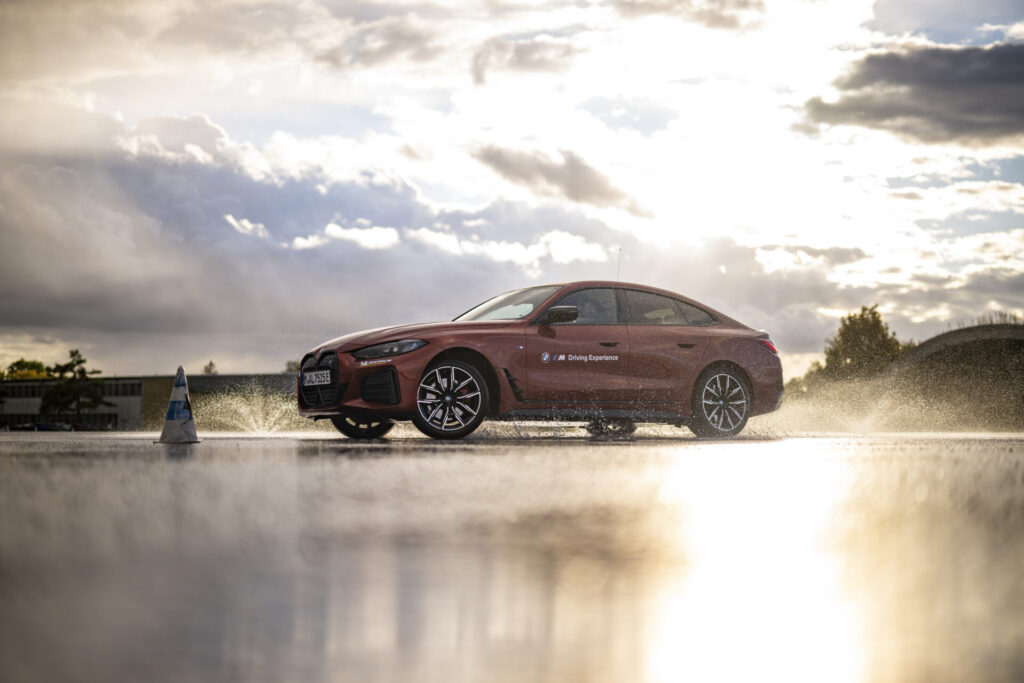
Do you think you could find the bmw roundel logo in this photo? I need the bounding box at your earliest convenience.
[541,352,551,364]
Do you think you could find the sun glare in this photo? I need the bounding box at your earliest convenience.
[646,441,864,683]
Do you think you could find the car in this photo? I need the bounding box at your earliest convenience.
[298,281,783,439]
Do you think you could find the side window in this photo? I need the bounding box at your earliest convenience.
[676,300,717,326]
[623,290,686,325]
[553,288,619,324]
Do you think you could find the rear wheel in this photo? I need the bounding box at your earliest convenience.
[585,419,636,437]
[331,416,394,439]
[689,367,750,438]
[412,360,488,439]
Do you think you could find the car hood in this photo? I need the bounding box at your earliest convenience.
[313,320,517,353]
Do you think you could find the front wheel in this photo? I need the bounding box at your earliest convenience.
[331,416,394,439]
[689,367,750,438]
[412,360,489,439]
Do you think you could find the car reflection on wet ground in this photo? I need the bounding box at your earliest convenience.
[1,431,1022,683]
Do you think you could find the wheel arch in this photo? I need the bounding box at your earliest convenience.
[692,360,753,409]
[426,347,501,417]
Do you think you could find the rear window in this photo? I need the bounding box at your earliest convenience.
[622,289,717,326]
[677,300,717,326]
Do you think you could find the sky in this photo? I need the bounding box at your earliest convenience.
[1,0,1022,378]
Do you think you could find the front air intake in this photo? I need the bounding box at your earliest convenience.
[361,367,400,405]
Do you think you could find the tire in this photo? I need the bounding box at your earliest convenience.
[585,419,637,437]
[331,415,394,439]
[689,367,751,438]
[412,360,489,439]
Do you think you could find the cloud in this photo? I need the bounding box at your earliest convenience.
[472,146,646,215]
[406,227,609,275]
[0,108,636,361]
[133,115,227,156]
[803,44,1024,145]
[611,0,765,29]
[472,35,580,85]
[290,233,329,250]
[0,0,154,83]
[756,245,868,272]
[155,1,331,56]
[981,21,1024,40]
[869,0,1023,42]
[0,98,122,154]
[317,16,442,68]
[224,214,270,239]
[325,222,400,249]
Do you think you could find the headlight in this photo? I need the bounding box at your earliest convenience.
[351,339,428,360]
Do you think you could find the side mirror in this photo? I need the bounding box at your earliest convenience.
[539,305,578,325]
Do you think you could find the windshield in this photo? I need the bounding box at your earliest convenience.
[454,285,562,322]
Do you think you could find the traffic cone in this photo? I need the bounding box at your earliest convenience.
[159,366,200,444]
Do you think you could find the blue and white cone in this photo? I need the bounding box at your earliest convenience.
[159,366,199,444]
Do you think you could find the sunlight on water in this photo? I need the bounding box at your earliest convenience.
[2,436,1022,682]
[646,441,863,683]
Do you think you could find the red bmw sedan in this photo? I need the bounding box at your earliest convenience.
[298,281,783,439]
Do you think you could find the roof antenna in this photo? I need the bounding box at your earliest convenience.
[616,247,622,280]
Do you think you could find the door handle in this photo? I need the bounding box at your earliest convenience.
[677,343,696,349]
[600,342,619,347]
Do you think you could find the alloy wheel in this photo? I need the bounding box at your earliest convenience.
[694,370,749,437]
[414,362,487,438]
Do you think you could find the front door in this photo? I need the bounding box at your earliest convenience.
[524,287,632,402]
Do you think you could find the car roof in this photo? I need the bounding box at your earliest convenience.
[538,280,742,327]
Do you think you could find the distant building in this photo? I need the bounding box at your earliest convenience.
[0,374,296,430]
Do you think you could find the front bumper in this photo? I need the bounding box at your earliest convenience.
[297,346,427,419]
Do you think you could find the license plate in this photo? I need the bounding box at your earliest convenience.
[302,370,331,387]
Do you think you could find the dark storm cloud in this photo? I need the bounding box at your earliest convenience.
[611,0,764,29]
[804,44,1024,144]
[317,16,442,68]
[471,36,579,85]
[0,106,629,352]
[472,145,646,215]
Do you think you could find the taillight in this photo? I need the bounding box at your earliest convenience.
[758,338,778,354]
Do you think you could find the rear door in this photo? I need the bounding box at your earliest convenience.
[622,289,713,405]
[524,287,632,402]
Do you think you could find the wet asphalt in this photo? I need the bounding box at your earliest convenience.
[1,429,1023,683]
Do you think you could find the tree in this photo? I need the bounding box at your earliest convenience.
[40,350,114,421]
[820,305,909,380]
[203,360,218,375]
[284,360,301,372]
[5,358,49,379]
